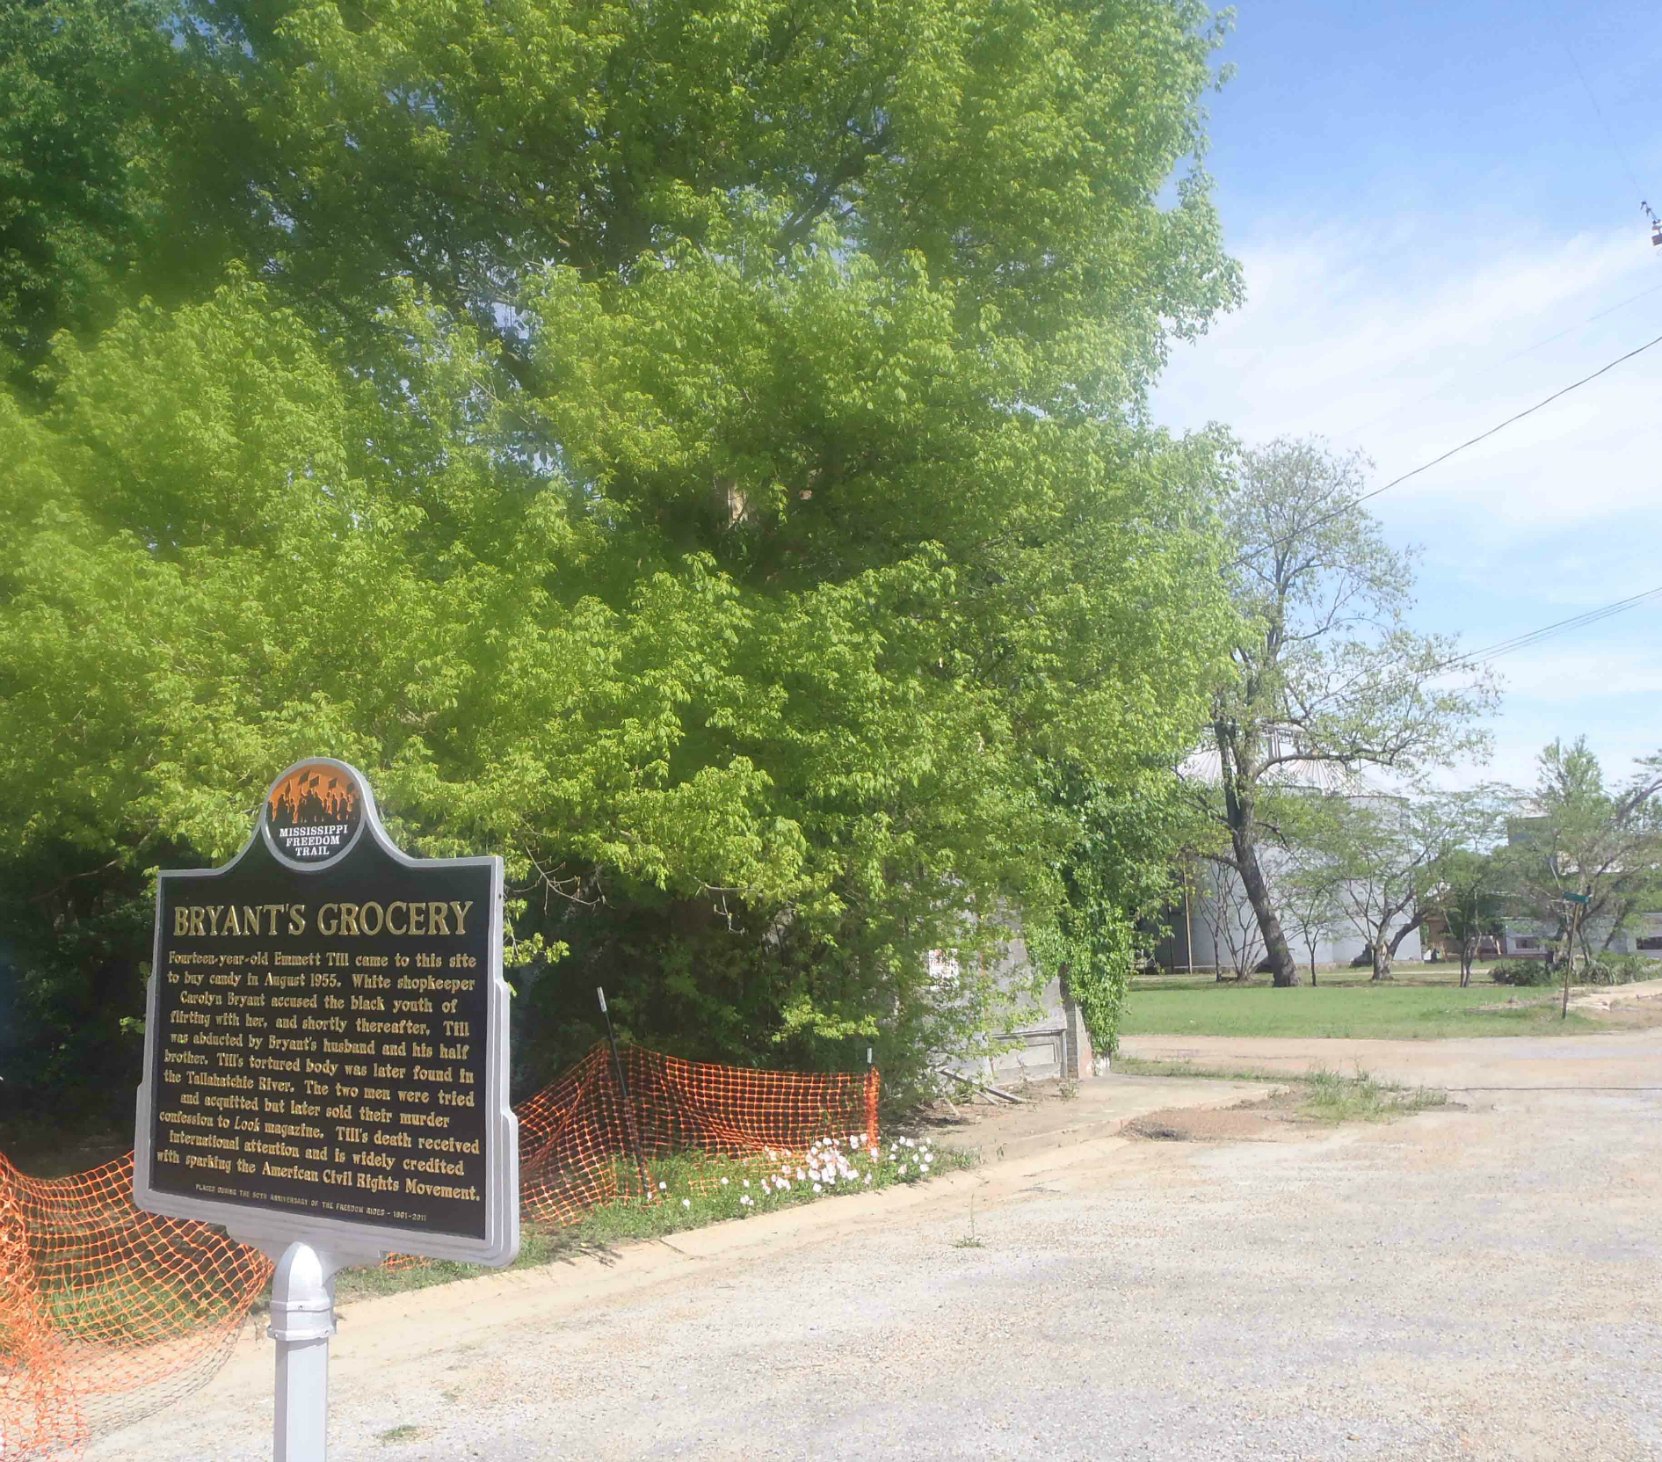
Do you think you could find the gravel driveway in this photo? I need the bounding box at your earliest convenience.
[93,1032,1662,1461]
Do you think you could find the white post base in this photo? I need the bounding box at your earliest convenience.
[269,1242,338,1462]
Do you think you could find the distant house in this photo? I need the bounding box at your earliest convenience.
[1494,913,1662,961]
[1418,908,1501,962]
[1491,814,1662,961]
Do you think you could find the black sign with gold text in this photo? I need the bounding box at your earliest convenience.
[135,761,516,1264]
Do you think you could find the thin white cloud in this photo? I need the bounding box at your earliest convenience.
[1494,644,1662,702]
[1158,217,1662,794]
[1156,220,1662,541]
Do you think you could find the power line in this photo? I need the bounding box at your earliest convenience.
[1438,583,1662,672]
[1281,581,1662,725]
[1329,279,1662,446]
[1557,26,1646,197]
[1233,327,1662,568]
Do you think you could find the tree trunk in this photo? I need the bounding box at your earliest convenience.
[1560,908,1582,1018]
[1217,729,1297,986]
[1376,913,1422,981]
[1232,830,1300,986]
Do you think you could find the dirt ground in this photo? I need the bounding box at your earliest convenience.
[90,1033,1662,1461]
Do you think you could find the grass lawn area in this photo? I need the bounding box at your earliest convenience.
[1122,963,1599,1039]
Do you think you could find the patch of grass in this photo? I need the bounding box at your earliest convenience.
[334,1224,582,1303]
[1121,981,1597,1040]
[1298,1067,1447,1123]
[378,1425,422,1444]
[1113,1056,1445,1126]
[41,1267,252,1345]
[335,1136,973,1304]
[1112,1056,1294,1084]
[1131,961,1494,991]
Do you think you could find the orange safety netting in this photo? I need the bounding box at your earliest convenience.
[1,1044,878,1458]
[519,1044,880,1225]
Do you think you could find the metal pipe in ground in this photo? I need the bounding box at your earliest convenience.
[597,987,652,1200]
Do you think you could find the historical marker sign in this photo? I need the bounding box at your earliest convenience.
[135,759,518,1267]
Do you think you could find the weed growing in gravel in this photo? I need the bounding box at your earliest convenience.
[1299,1068,1447,1123]
[1112,1057,1296,1084]
[1110,1057,1447,1126]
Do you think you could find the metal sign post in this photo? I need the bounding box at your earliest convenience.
[596,987,651,1201]
[270,1243,340,1462]
[133,760,518,1460]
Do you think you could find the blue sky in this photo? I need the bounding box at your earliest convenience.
[1152,0,1662,792]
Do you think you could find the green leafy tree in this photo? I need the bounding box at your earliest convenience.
[1423,846,1508,987]
[1502,739,1662,1013]
[1319,792,1498,982]
[1197,440,1495,986]
[0,0,1242,1117]
[0,0,239,391]
[1277,804,1347,986]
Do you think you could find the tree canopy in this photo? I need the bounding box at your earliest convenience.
[1195,438,1495,985]
[1503,738,1662,976]
[0,0,1243,1115]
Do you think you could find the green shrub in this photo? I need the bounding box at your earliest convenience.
[1584,953,1660,986]
[1490,953,1660,988]
[1489,959,1555,987]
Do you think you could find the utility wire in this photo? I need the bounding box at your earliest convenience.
[1354,584,1662,703]
[1330,279,1662,446]
[1435,583,1662,672]
[1557,26,1647,196]
[1232,328,1662,568]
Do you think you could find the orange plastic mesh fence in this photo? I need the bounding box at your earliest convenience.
[1,1045,878,1456]
[0,1152,273,1457]
[518,1044,879,1225]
